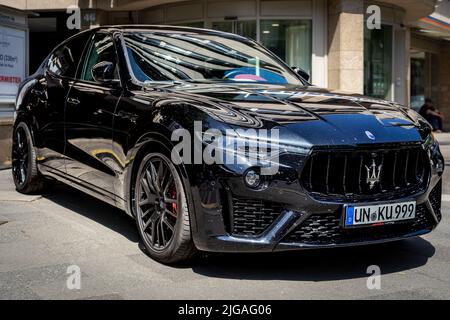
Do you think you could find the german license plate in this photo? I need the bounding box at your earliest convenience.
[344,201,416,227]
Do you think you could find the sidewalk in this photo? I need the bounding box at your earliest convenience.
[434,132,450,146]
[0,118,12,170]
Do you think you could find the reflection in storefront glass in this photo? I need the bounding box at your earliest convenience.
[364,25,393,100]
[211,20,257,40]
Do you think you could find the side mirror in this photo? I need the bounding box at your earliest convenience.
[91,61,117,84]
[292,67,310,82]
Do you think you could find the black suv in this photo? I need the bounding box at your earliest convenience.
[13,26,444,263]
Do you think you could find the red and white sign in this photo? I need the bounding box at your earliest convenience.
[0,26,26,100]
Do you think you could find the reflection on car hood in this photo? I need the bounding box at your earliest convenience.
[145,82,427,147]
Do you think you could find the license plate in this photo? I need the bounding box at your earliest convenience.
[344,201,416,227]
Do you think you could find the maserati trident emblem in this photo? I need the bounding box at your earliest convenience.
[365,158,382,189]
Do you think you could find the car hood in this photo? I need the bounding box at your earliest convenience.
[146,82,429,148]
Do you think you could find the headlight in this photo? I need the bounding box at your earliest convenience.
[199,130,309,164]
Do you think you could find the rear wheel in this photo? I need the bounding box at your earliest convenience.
[11,122,49,194]
[134,152,196,264]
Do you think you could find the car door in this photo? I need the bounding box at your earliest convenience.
[64,32,122,204]
[33,32,91,176]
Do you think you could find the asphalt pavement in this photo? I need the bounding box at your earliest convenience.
[1,136,450,299]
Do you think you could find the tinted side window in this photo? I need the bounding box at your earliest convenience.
[46,32,91,78]
[81,33,119,82]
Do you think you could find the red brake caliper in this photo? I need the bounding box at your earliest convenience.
[171,189,177,215]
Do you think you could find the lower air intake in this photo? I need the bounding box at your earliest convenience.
[231,197,283,236]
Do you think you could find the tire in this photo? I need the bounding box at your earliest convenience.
[11,122,50,194]
[134,152,197,264]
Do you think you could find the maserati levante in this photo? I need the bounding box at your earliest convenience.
[13,26,444,263]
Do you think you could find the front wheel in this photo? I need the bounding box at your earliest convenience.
[134,152,197,264]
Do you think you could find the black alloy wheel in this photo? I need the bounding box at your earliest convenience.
[134,153,196,263]
[12,125,29,187]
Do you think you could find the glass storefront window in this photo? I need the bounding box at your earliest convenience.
[173,21,205,28]
[364,25,393,100]
[236,20,257,40]
[260,20,312,76]
[211,21,233,33]
[211,20,256,40]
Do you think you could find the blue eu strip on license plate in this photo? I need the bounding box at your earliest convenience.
[344,201,416,227]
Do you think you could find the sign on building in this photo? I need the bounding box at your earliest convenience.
[0,25,26,101]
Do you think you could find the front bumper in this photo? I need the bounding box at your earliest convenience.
[201,201,438,253]
[187,155,442,253]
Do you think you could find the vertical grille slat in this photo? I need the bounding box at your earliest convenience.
[404,150,409,186]
[308,155,314,190]
[301,146,429,201]
[380,153,385,191]
[412,151,420,184]
[325,155,330,194]
[392,152,397,189]
[342,155,347,194]
[358,155,363,194]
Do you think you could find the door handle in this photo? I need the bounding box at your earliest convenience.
[67,97,80,106]
[31,89,45,96]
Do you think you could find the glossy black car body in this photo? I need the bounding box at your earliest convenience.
[14,26,444,261]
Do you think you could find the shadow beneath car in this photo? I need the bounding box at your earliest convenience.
[190,238,435,282]
[43,183,140,243]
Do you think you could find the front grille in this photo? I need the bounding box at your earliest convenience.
[231,197,283,236]
[301,145,429,201]
[284,204,434,245]
[429,180,442,222]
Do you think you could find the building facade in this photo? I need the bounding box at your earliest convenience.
[0,0,449,166]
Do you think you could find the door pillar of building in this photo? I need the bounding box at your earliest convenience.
[327,0,364,94]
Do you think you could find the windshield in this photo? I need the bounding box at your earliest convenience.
[122,30,305,85]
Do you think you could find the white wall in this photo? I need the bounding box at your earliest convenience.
[0,7,28,117]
